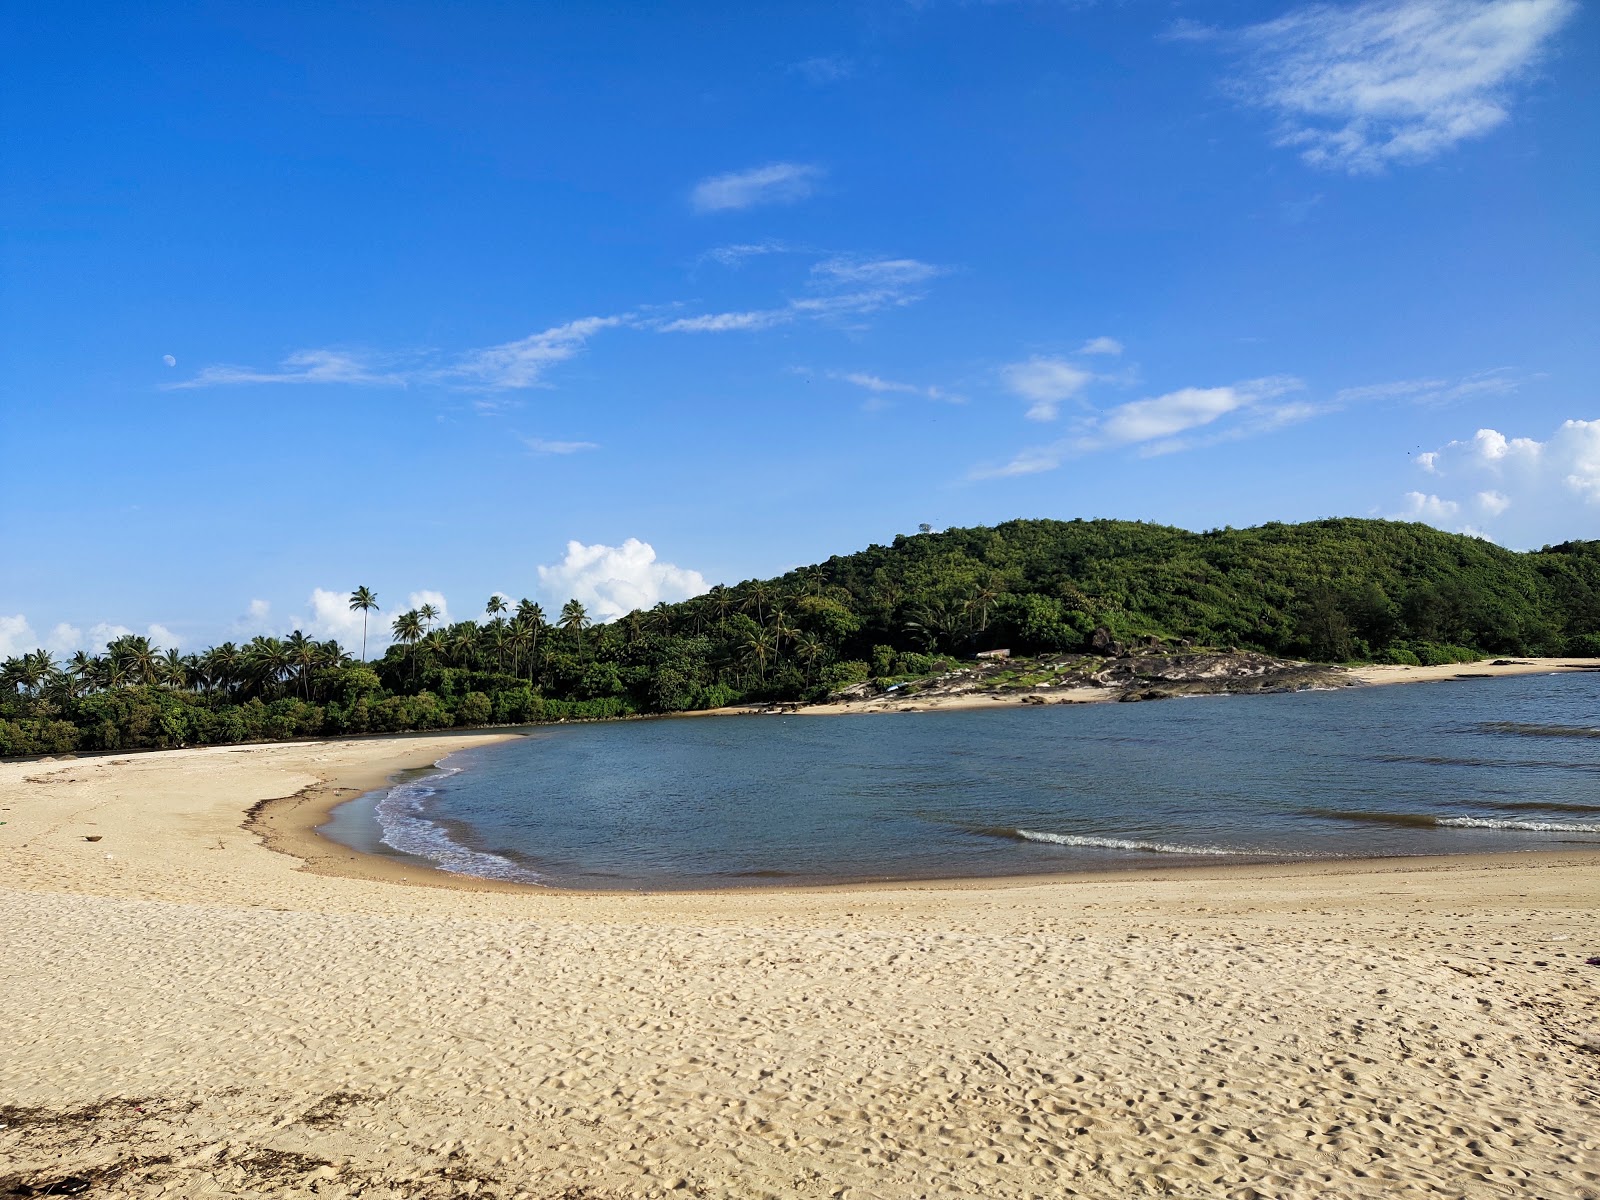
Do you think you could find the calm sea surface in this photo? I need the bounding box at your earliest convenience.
[321,671,1600,889]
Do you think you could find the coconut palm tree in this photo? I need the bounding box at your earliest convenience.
[158,648,187,690]
[559,599,591,657]
[348,586,379,662]
[740,581,773,625]
[645,602,674,637]
[796,633,827,682]
[392,610,423,686]
[707,584,735,624]
[741,628,774,683]
[243,636,291,698]
[418,602,440,632]
[486,594,508,620]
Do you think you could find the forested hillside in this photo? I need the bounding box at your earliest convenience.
[4,518,1598,755]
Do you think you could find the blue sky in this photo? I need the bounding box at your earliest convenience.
[3,0,1596,655]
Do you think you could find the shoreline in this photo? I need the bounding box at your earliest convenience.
[6,727,1600,1198]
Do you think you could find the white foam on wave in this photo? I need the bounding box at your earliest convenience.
[1438,816,1600,834]
[374,759,546,884]
[1014,829,1259,856]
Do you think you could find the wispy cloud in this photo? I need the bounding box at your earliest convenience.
[790,55,856,85]
[1234,0,1576,172]
[699,242,792,269]
[448,316,627,390]
[167,349,405,389]
[177,317,628,393]
[1077,336,1124,356]
[832,371,964,408]
[658,310,783,334]
[1335,368,1519,406]
[523,436,600,455]
[659,255,942,335]
[973,376,1308,479]
[691,163,824,213]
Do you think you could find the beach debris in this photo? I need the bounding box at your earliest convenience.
[83,835,102,842]
[1586,956,1600,967]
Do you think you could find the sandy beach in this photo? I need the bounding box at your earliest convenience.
[4,726,1600,1198]
[760,656,1600,717]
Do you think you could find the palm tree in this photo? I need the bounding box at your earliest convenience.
[67,650,96,696]
[158,648,187,690]
[243,636,291,698]
[769,607,796,657]
[740,581,773,625]
[796,633,827,682]
[418,602,440,632]
[708,584,735,624]
[742,628,774,683]
[349,586,379,662]
[286,631,318,698]
[559,599,591,657]
[645,602,674,637]
[392,610,423,686]
[451,624,479,667]
[486,594,508,620]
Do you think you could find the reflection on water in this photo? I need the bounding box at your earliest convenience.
[324,671,1600,889]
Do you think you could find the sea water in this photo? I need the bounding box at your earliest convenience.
[322,670,1600,889]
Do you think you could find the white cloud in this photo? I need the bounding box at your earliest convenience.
[691,163,824,213]
[1394,490,1462,521]
[407,591,452,627]
[169,349,404,389]
[1394,418,1600,544]
[46,623,83,655]
[306,589,370,645]
[88,622,134,647]
[0,614,37,659]
[1476,489,1512,515]
[523,436,600,455]
[1238,0,1577,172]
[536,539,709,621]
[1001,357,1095,422]
[147,623,180,650]
[449,316,625,390]
[248,599,271,622]
[1077,336,1124,356]
[1101,386,1249,444]
[974,377,1309,479]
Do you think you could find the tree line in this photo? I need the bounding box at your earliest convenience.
[5,517,1598,756]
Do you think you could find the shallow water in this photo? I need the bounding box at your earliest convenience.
[324,671,1600,889]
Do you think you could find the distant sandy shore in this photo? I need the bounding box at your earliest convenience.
[718,654,1599,717]
[1347,655,1599,686]
[3,720,1600,1197]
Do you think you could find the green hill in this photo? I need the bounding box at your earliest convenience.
[4,518,1598,755]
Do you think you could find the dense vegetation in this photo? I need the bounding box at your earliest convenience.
[4,518,1598,756]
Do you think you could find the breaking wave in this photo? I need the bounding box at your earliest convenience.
[1009,828,1262,856]
[374,761,545,884]
[1305,809,1600,835]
